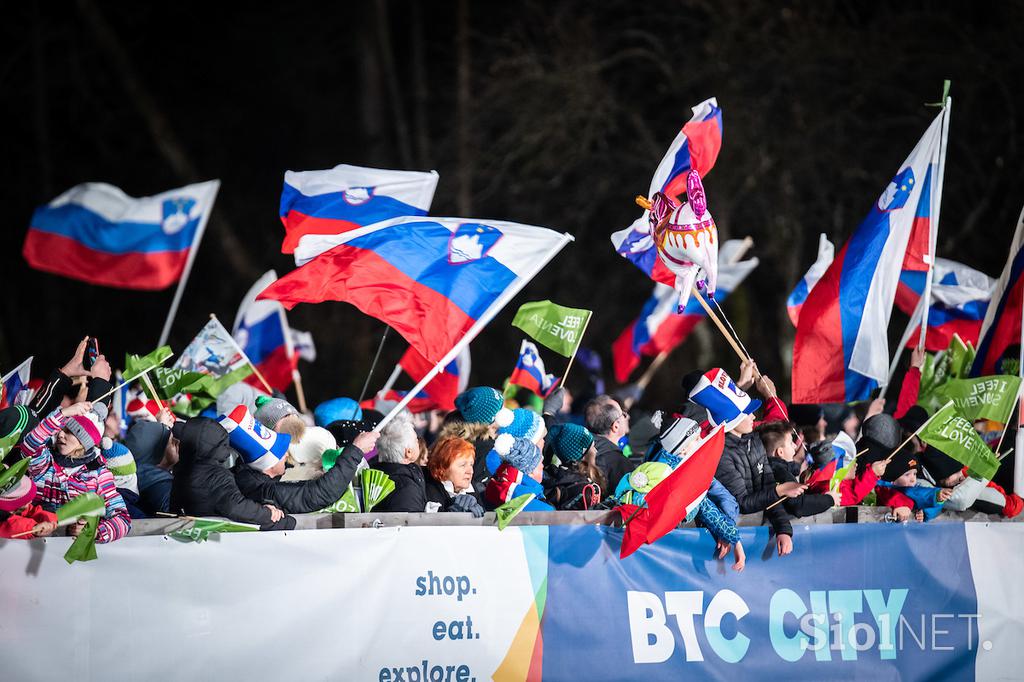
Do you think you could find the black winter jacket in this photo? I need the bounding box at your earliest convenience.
[768,458,835,519]
[169,418,295,531]
[424,469,482,512]
[715,432,793,536]
[594,436,635,494]
[371,460,427,512]
[234,444,364,513]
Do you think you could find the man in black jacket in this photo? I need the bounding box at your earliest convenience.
[234,430,378,513]
[371,412,427,512]
[169,418,295,531]
[760,421,839,519]
[584,395,635,493]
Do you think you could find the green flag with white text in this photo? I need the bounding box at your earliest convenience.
[169,518,260,543]
[495,493,536,530]
[932,375,1021,424]
[511,301,591,357]
[918,401,1001,480]
[124,346,174,381]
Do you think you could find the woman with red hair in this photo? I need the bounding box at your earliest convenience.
[424,437,484,516]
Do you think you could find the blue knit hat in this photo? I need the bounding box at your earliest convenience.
[314,397,362,427]
[454,387,513,427]
[503,437,542,474]
[548,423,594,463]
[498,408,542,441]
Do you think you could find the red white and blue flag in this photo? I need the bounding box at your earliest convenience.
[792,110,945,403]
[233,270,299,393]
[394,345,471,412]
[0,357,33,409]
[509,340,558,397]
[23,180,219,290]
[261,217,571,365]
[612,239,758,383]
[972,206,1024,376]
[279,164,438,258]
[787,234,835,326]
[610,98,723,285]
[896,259,994,351]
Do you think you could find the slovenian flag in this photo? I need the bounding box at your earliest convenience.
[279,164,438,257]
[509,340,558,397]
[0,357,33,409]
[233,270,296,392]
[895,259,994,351]
[260,217,572,366]
[972,206,1024,376]
[793,108,945,403]
[612,239,758,383]
[610,98,723,286]
[23,180,219,290]
[393,345,471,412]
[787,234,835,326]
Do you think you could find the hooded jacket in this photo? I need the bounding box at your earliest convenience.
[715,431,793,536]
[768,458,834,518]
[234,444,364,513]
[169,418,295,531]
[370,460,427,512]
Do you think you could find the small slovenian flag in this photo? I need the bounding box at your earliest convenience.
[218,405,290,471]
[279,164,438,258]
[787,234,835,326]
[896,258,994,352]
[0,357,33,409]
[23,180,219,290]
[509,340,558,397]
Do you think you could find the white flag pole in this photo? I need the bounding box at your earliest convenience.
[374,232,574,432]
[917,92,952,348]
[158,180,221,348]
[880,295,925,399]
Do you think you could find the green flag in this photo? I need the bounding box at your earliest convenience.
[511,301,592,357]
[169,517,260,543]
[495,493,536,530]
[56,492,106,526]
[948,335,975,380]
[830,457,856,493]
[320,483,362,513]
[0,457,29,496]
[147,365,251,417]
[124,346,174,381]
[361,469,396,512]
[918,401,1001,480]
[64,515,99,564]
[932,375,1021,424]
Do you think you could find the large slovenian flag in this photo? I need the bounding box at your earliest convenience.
[610,98,723,285]
[792,110,945,403]
[23,180,219,290]
[232,270,297,393]
[0,357,33,409]
[261,217,572,366]
[787,233,835,326]
[509,340,558,397]
[896,259,994,351]
[971,206,1024,376]
[279,165,438,257]
[612,239,758,383]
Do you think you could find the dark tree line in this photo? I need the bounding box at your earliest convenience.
[1,1,1022,408]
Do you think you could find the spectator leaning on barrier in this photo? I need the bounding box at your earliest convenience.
[761,421,839,518]
[372,412,428,513]
[424,436,484,516]
[584,395,635,494]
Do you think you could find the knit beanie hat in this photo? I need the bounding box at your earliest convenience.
[314,397,362,427]
[0,405,34,460]
[880,443,919,483]
[659,417,701,456]
[498,408,543,441]
[254,395,299,429]
[861,413,902,451]
[102,437,138,495]
[65,402,107,452]
[503,437,542,474]
[455,387,513,427]
[897,405,929,435]
[548,423,594,463]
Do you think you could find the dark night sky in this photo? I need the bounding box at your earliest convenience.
[1,1,1022,409]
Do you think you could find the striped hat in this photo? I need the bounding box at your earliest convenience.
[102,437,138,495]
[219,405,291,471]
[64,403,107,452]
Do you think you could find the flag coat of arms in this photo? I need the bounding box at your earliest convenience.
[23,180,219,290]
[260,217,571,365]
[279,164,438,256]
[509,340,558,397]
[233,270,296,392]
[793,110,945,403]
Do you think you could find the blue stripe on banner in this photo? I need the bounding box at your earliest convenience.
[542,523,979,681]
[279,183,427,224]
[30,204,198,254]
[347,221,518,320]
[239,314,286,365]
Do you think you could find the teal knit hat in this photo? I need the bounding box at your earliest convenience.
[455,387,514,427]
[548,423,594,463]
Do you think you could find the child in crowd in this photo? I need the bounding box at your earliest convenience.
[544,423,606,510]
[485,437,554,512]
[875,448,952,522]
[760,421,839,518]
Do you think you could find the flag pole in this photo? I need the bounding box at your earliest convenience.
[880,296,926,399]
[358,327,391,403]
[158,180,220,348]
[210,314,274,394]
[918,87,952,349]
[374,233,574,432]
[276,306,308,413]
[96,358,173,403]
[560,312,592,386]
